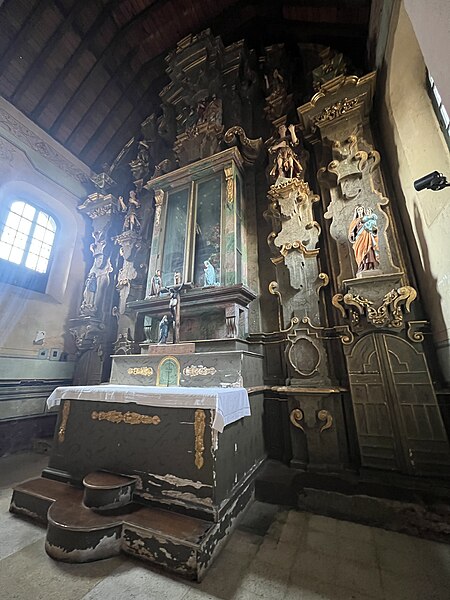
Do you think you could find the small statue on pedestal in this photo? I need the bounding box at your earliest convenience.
[348,205,380,275]
[203,260,217,286]
[80,272,97,314]
[119,191,141,232]
[149,270,162,297]
[158,315,170,344]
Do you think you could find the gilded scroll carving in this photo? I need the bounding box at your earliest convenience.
[332,286,417,329]
[317,410,333,433]
[311,97,359,127]
[194,409,206,469]
[183,366,217,377]
[290,408,305,432]
[58,401,71,443]
[91,410,161,425]
[127,367,154,376]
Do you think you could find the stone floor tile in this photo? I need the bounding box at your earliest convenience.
[290,549,338,585]
[308,514,338,535]
[0,452,49,489]
[82,562,189,600]
[305,529,339,557]
[285,579,380,600]
[239,567,288,599]
[336,560,384,599]
[335,520,374,544]
[255,538,298,569]
[338,537,378,568]
[380,570,447,600]
[374,537,424,577]
[286,510,309,528]
[224,529,262,557]
[0,511,46,560]
[0,487,13,513]
[0,538,123,600]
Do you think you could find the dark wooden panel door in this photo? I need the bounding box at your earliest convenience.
[348,333,450,476]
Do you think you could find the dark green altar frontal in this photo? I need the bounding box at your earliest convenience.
[10,391,265,579]
[46,396,265,520]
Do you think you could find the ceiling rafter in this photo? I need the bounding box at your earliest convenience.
[78,53,166,161]
[9,0,89,105]
[0,0,56,78]
[47,0,168,138]
[65,44,143,149]
[95,76,165,169]
[30,0,126,122]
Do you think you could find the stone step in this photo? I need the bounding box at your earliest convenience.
[82,471,138,511]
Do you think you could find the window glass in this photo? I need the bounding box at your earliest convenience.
[194,175,221,286]
[0,200,57,291]
[161,188,189,287]
[428,73,450,147]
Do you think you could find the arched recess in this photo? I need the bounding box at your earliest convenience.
[347,332,450,477]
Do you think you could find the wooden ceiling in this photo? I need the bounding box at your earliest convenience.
[0,0,371,171]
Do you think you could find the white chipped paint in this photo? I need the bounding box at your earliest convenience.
[9,502,42,522]
[150,473,212,489]
[161,490,213,506]
[45,531,121,562]
[159,546,174,560]
[124,525,197,549]
[93,487,132,511]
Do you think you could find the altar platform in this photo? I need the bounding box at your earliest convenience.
[10,384,265,580]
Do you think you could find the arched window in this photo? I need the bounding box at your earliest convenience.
[428,73,450,148]
[0,200,57,292]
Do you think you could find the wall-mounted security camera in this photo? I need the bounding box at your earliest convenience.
[414,171,449,191]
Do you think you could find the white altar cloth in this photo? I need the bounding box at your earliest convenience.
[46,385,250,433]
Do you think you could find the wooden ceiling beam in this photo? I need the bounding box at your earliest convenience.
[92,77,164,169]
[0,0,56,79]
[64,45,142,149]
[44,0,167,136]
[30,0,126,121]
[77,52,166,161]
[9,0,90,104]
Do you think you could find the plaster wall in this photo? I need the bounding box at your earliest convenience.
[377,2,450,382]
[404,0,450,111]
[0,97,90,421]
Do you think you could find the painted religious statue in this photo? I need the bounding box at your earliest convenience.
[203,260,217,286]
[119,191,141,232]
[269,123,303,183]
[348,205,380,274]
[148,270,162,297]
[158,315,170,344]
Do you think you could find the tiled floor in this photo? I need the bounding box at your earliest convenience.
[1,453,450,599]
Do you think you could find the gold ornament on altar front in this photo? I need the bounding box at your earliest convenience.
[194,409,206,469]
[127,367,154,376]
[58,401,71,443]
[91,410,161,425]
[183,365,217,377]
